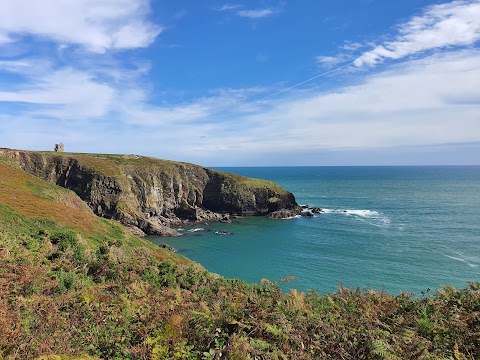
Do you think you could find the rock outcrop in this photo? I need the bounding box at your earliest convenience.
[0,149,298,236]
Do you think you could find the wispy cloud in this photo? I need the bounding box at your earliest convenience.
[0,53,265,128]
[217,3,242,12]
[0,59,117,119]
[237,9,275,19]
[354,0,480,67]
[316,55,348,68]
[2,48,479,165]
[218,50,480,163]
[117,87,265,127]
[216,3,276,19]
[1,0,479,165]
[0,0,161,53]
[340,41,363,52]
[183,51,479,162]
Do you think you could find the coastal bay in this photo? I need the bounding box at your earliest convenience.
[148,166,480,294]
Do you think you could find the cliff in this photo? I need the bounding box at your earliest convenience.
[0,149,298,236]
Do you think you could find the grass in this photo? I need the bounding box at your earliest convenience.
[29,150,289,196]
[0,161,99,234]
[34,151,196,178]
[216,170,289,196]
[1,156,479,359]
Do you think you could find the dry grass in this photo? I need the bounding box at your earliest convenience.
[0,162,103,233]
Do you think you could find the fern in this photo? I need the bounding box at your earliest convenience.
[454,342,468,360]
[370,339,402,360]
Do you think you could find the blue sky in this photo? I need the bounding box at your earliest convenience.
[0,0,479,166]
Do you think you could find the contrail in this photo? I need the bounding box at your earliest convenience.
[257,61,354,101]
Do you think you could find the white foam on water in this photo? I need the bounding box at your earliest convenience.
[316,208,390,227]
[445,255,478,268]
[282,215,302,220]
[188,228,205,232]
[319,208,334,214]
[319,208,380,217]
[342,209,380,217]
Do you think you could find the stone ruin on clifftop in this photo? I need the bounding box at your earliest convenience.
[54,143,64,152]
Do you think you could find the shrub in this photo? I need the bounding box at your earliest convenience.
[55,270,78,295]
[157,260,178,287]
[50,230,78,252]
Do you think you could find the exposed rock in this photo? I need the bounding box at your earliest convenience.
[129,226,146,237]
[298,205,325,216]
[138,219,182,237]
[159,244,177,252]
[219,213,232,223]
[0,149,298,236]
[301,209,314,217]
[268,207,302,219]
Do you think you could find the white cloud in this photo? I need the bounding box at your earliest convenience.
[1,1,479,165]
[118,87,265,127]
[237,9,274,19]
[0,60,116,119]
[340,42,363,52]
[1,50,479,165]
[253,51,480,151]
[316,55,348,68]
[215,4,277,21]
[0,55,264,127]
[122,50,478,164]
[355,0,480,67]
[0,0,161,53]
[0,33,12,44]
[217,3,242,12]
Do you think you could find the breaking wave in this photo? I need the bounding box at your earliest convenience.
[188,228,205,232]
[321,208,390,227]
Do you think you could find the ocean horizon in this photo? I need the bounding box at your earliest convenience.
[148,165,480,294]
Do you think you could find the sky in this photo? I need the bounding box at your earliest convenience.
[0,0,479,166]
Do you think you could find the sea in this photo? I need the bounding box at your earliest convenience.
[147,166,480,295]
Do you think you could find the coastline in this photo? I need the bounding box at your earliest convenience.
[147,166,480,295]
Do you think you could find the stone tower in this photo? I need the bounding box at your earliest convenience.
[54,143,64,152]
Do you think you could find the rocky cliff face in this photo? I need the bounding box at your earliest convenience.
[0,149,298,236]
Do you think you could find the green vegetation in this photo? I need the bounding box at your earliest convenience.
[1,149,297,234]
[1,158,479,359]
[36,151,197,178]
[216,170,289,196]
[44,151,288,196]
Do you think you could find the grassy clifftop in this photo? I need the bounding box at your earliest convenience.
[35,151,201,178]
[0,156,479,359]
[0,149,299,236]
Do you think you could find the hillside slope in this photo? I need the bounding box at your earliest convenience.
[0,149,298,236]
[0,157,479,359]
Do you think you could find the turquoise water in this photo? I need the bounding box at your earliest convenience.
[148,166,480,294]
